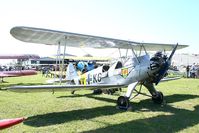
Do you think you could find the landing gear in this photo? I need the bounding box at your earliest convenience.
[71,90,75,94]
[93,89,103,94]
[93,88,120,95]
[152,91,163,104]
[117,96,130,110]
[105,89,115,95]
[143,81,164,104]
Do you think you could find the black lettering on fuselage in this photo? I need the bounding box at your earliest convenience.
[93,74,98,83]
[98,73,102,82]
[87,74,92,84]
[85,73,102,85]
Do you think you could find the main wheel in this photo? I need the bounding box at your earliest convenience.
[117,96,130,109]
[152,91,163,104]
[93,89,103,94]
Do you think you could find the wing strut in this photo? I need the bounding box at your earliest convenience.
[141,44,148,55]
[125,49,128,58]
[60,36,67,84]
[54,41,61,85]
[118,48,122,58]
[131,46,140,63]
[139,44,148,56]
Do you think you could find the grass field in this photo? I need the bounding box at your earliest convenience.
[0,74,199,133]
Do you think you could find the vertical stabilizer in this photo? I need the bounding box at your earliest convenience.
[66,63,78,81]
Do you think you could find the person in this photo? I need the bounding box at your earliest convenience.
[81,64,88,73]
[41,67,46,77]
[186,65,190,78]
[196,64,199,78]
[190,63,196,78]
[45,67,50,78]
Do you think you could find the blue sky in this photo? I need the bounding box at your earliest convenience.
[0,0,198,58]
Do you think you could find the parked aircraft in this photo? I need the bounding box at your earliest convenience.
[0,117,25,130]
[0,54,39,82]
[6,26,188,109]
[0,70,37,82]
[0,54,39,60]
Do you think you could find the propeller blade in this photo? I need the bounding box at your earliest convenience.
[155,43,178,85]
[167,43,178,61]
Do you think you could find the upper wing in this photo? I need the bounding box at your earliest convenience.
[10,26,188,51]
[50,56,112,61]
[4,84,125,93]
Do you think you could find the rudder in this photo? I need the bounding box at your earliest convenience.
[66,63,78,81]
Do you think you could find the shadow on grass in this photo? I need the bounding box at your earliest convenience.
[57,93,117,104]
[57,93,198,107]
[24,105,120,127]
[84,94,199,133]
[24,93,199,133]
[0,83,48,89]
[83,105,199,133]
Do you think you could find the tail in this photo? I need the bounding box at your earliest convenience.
[66,63,78,81]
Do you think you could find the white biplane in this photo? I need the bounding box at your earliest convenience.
[7,26,188,109]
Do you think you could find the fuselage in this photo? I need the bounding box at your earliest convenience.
[73,54,159,86]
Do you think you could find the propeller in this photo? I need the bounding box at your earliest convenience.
[154,43,178,85]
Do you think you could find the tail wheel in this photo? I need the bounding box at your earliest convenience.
[152,91,164,104]
[71,90,75,94]
[117,96,129,109]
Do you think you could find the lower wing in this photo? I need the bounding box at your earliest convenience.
[3,84,125,93]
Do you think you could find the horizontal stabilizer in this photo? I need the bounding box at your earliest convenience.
[66,63,78,80]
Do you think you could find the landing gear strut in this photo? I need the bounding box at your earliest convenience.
[152,91,163,104]
[117,96,130,110]
[143,81,164,104]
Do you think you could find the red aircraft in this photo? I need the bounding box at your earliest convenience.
[0,117,25,130]
[0,54,39,60]
[0,54,39,82]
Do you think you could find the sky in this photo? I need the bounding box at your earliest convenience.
[0,0,199,61]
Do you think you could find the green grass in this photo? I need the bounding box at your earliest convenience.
[0,74,199,133]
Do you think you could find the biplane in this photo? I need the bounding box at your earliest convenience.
[6,26,188,109]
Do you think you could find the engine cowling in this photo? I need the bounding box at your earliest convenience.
[149,43,178,85]
[149,51,169,84]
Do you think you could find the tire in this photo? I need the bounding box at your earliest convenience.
[117,96,129,109]
[93,89,103,94]
[152,91,164,104]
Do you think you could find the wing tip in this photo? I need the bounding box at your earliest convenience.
[10,26,24,41]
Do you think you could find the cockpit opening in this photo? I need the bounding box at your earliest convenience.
[102,65,110,72]
[115,61,123,69]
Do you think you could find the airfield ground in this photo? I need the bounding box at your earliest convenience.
[0,74,199,133]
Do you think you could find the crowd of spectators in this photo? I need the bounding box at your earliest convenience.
[186,63,199,78]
